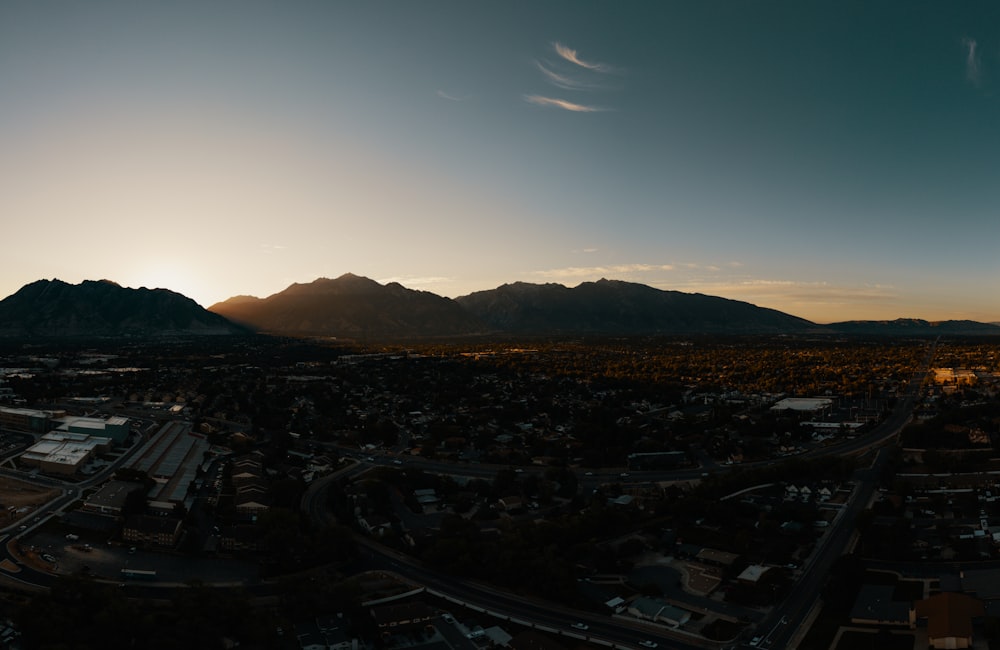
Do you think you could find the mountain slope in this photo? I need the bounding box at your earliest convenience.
[455,279,815,334]
[208,273,487,338]
[823,318,1000,336]
[0,279,248,338]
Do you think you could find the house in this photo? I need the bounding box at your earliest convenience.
[736,565,771,585]
[627,597,691,627]
[695,548,740,569]
[308,615,357,650]
[850,585,911,627]
[234,490,271,521]
[370,601,436,634]
[911,592,985,649]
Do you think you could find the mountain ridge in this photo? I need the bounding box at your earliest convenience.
[4,275,1000,340]
[0,279,249,338]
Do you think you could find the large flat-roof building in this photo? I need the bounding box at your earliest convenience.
[54,415,130,445]
[770,397,834,413]
[82,480,145,516]
[0,406,64,433]
[129,421,209,512]
[20,431,113,476]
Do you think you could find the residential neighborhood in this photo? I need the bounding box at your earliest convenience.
[0,336,997,648]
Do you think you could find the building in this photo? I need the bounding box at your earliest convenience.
[850,585,911,627]
[235,490,271,521]
[626,597,691,627]
[20,432,112,475]
[129,421,209,511]
[0,406,62,432]
[53,415,130,445]
[770,397,833,413]
[736,565,771,585]
[911,592,985,649]
[122,514,183,548]
[370,602,436,634]
[695,548,741,569]
[82,481,144,516]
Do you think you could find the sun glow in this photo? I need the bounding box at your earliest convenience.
[128,262,204,306]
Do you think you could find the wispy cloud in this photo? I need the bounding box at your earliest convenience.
[524,42,622,113]
[379,275,452,289]
[530,264,677,280]
[963,37,981,85]
[535,61,606,91]
[679,279,898,305]
[437,90,471,102]
[554,42,614,73]
[523,95,608,112]
[259,244,287,253]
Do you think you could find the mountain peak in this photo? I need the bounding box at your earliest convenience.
[209,275,486,339]
[0,279,248,338]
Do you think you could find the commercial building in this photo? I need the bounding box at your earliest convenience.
[770,397,834,413]
[0,406,63,433]
[20,431,112,476]
[129,421,209,512]
[82,481,145,516]
[122,514,183,547]
[53,415,130,445]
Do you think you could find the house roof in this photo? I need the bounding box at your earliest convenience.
[958,568,1000,600]
[914,592,984,640]
[737,565,771,583]
[850,585,910,624]
[629,597,666,618]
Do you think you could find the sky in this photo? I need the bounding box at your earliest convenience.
[3,1,1000,324]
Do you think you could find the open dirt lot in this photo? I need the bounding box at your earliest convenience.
[0,477,60,520]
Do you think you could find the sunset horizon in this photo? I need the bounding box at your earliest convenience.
[4,2,1000,325]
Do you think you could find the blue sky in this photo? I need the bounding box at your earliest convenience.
[2,1,999,323]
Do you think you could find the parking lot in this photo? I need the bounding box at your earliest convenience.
[20,528,261,585]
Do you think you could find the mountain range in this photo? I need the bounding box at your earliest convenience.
[2,275,999,339]
[0,279,247,338]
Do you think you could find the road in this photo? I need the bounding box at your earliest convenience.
[745,339,935,649]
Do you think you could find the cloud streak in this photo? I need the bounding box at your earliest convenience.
[554,42,614,73]
[535,61,607,91]
[523,42,621,112]
[679,279,898,305]
[379,275,452,289]
[525,265,899,320]
[530,264,677,279]
[437,90,471,102]
[523,95,608,112]
[963,37,981,85]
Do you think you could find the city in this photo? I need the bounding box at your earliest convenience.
[0,334,994,648]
